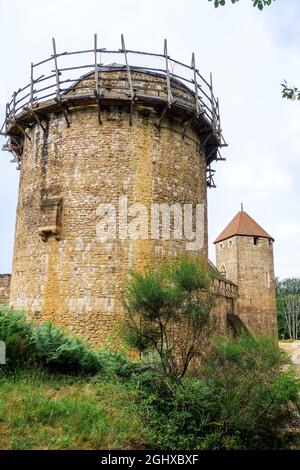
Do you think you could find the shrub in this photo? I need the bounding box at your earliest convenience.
[124,257,215,380]
[32,322,102,373]
[142,335,300,449]
[0,308,140,377]
[0,308,34,365]
[97,348,146,379]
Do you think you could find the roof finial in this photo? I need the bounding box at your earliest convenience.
[241,203,244,212]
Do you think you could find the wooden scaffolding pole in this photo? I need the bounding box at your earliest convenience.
[52,38,70,127]
[157,39,176,130]
[210,72,217,135]
[94,33,102,125]
[52,38,61,101]
[121,34,135,125]
[191,53,204,117]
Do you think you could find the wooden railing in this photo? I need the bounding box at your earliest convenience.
[0,35,227,182]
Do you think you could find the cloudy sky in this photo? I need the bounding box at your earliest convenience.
[0,0,299,279]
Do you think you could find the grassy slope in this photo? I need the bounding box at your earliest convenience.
[0,369,147,450]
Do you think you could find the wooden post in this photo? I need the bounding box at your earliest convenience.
[52,38,61,100]
[164,39,173,105]
[5,103,9,135]
[52,38,71,127]
[157,39,176,130]
[94,33,102,125]
[94,33,99,95]
[216,97,221,135]
[12,92,16,121]
[23,106,46,132]
[121,34,134,125]
[191,53,203,116]
[207,164,216,188]
[210,72,216,134]
[30,62,34,108]
[8,119,31,141]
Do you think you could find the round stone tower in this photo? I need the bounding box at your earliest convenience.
[3,37,225,344]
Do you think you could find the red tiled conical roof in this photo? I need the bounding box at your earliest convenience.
[214,210,274,244]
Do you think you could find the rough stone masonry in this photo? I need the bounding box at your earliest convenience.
[0,275,11,305]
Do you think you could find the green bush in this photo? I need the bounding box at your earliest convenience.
[124,257,215,380]
[97,348,147,379]
[0,308,133,375]
[32,322,102,373]
[0,308,34,365]
[0,308,143,377]
[141,335,300,450]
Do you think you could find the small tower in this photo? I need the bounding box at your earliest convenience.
[214,208,277,336]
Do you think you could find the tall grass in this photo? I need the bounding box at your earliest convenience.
[0,369,146,450]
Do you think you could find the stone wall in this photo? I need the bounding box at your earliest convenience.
[211,278,238,332]
[0,274,11,305]
[10,70,208,346]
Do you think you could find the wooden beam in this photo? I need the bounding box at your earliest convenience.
[54,98,70,127]
[156,39,177,130]
[210,72,217,135]
[199,132,213,153]
[52,38,61,101]
[191,53,204,117]
[181,112,199,139]
[121,34,135,125]
[94,90,102,125]
[23,106,47,131]
[207,164,216,188]
[12,92,16,120]
[94,34,102,125]
[8,119,31,141]
[164,39,174,105]
[4,104,9,134]
[30,62,34,108]
[94,34,99,95]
